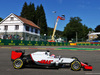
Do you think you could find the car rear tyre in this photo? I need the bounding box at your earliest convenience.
[13,59,23,69]
[71,60,81,71]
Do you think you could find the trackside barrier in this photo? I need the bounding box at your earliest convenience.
[0,39,69,46]
[76,42,100,46]
[70,43,76,46]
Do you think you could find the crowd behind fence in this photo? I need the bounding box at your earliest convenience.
[0,34,23,40]
[0,34,67,42]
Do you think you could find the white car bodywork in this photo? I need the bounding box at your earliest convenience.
[31,51,75,66]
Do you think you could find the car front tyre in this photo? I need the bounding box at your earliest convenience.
[71,60,81,71]
[13,59,23,69]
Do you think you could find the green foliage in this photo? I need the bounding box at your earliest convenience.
[20,2,94,41]
[82,25,93,40]
[35,5,40,26]
[95,25,100,32]
[20,2,28,18]
[39,4,47,35]
[63,17,83,40]
[0,17,3,22]
[20,2,48,35]
[20,2,36,23]
[28,3,36,23]
[63,17,93,41]
[47,27,63,37]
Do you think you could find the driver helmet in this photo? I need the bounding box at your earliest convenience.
[51,54,55,58]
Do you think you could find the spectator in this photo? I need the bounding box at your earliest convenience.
[21,37,23,40]
[10,35,12,39]
[17,35,19,40]
[14,35,17,40]
[0,34,21,40]
[8,34,10,39]
[0,34,3,39]
[0,35,1,39]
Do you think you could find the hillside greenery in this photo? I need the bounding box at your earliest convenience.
[20,2,94,41]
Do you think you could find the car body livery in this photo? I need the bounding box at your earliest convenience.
[11,50,92,71]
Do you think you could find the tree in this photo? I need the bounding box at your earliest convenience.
[95,25,100,32]
[63,17,83,40]
[39,4,48,35]
[20,2,28,18]
[36,5,40,26]
[28,3,36,23]
[0,17,3,22]
[63,17,93,41]
[48,27,63,37]
[82,25,93,40]
[20,2,36,23]
[20,2,48,35]
[88,28,93,31]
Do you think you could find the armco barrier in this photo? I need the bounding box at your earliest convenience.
[0,39,69,46]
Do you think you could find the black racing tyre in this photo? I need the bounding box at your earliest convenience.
[71,57,79,61]
[13,59,23,69]
[71,60,81,71]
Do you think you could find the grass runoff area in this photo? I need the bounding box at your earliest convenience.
[58,47,100,51]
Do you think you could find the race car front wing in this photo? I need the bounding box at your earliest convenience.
[81,62,93,71]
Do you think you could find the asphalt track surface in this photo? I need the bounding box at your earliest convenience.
[0,46,100,75]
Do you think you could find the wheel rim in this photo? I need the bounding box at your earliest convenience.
[14,60,22,68]
[72,62,80,70]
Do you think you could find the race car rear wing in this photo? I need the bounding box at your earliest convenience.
[11,50,25,61]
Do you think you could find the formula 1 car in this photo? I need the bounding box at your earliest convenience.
[11,50,92,71]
